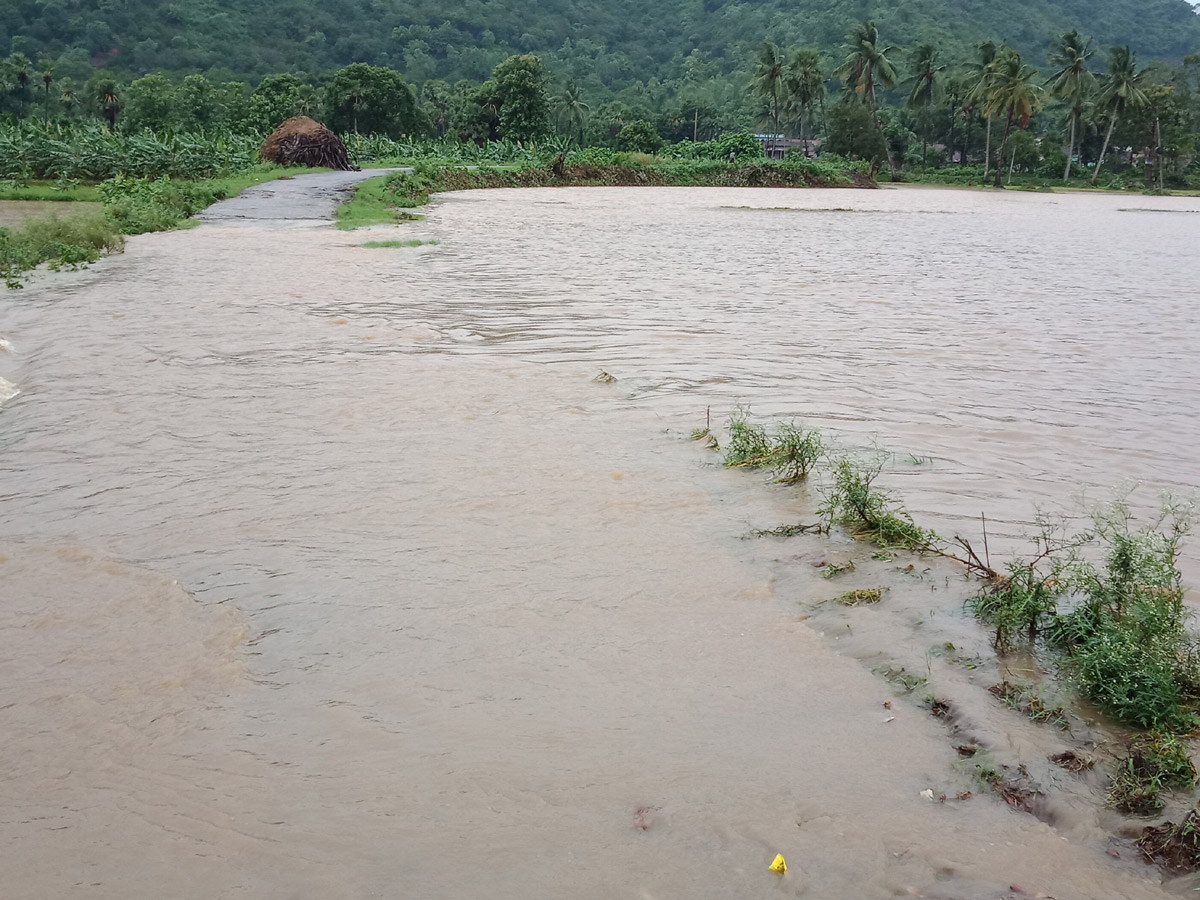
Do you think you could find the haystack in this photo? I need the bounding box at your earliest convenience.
[259,117,356,171]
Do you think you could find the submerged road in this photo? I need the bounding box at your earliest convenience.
[199,167,397,223]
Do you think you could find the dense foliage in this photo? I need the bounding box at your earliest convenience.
[5,8,1200,190]
[2,0,1199,91]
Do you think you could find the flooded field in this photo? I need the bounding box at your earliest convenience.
[0,199,102,228]
[1,180,1199,899]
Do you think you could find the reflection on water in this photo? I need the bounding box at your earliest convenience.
[1,183,1199,900]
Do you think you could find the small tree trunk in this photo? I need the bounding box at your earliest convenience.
[693,107,698,142]
[1063,111,1076,182]
[992,108,1014,188]
[1154,111,1164,191]
[868,83,898,181]
[982,115,992,181]
[1092,108,1119,185]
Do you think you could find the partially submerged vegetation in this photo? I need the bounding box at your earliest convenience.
[1108,731,1197,814]
[1,163,326,287]
[360,239,439,248]
[704,405,1200,839]
[335,150,872,229]
[0,212,123,289]
[834,587,886,606]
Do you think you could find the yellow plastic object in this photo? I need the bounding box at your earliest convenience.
[769,853,787,874]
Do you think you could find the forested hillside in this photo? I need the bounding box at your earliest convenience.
[3,0,1199,90]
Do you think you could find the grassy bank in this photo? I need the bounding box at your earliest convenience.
[0,182,104,202]
[899,164,1200,196]
[335,151,873,228]
[1,164,327,288]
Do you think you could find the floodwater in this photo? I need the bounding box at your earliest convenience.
[0,199,103,228]
[2,176,1200,900]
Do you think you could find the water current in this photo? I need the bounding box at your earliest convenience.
[2,176,1199,899]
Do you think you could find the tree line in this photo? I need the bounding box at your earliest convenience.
[750,25,1199,188]
[3,19,1199,188]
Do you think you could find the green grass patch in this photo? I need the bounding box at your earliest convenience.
[360,238,438,248]
[336,174,410,229]
[0,181,103,202]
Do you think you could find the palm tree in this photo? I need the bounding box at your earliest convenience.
[752,40,788,140]
[40,59,53,124]
[834,21,901,179]
[296,83,320,117]
[965,40,999,179]
[983,49,1044,187]
[906,43,944,167]
[92,77,121,127]
[784,48,825,154]
[557,80,590,146]
[8,52,32,116]
[1091,46,1148,185]
[1047,30,1096,182]
[58,78,77,117]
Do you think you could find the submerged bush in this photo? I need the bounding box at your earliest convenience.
[0,213,124,288]
[962,497,1200,732]
[721,409,823,483]
[968,562,1064,650]
[1051,499,1199,732]
[818,456,939,551]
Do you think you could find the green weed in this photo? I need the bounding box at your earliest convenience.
[873,664,927,693]
[1108,732,1197,815]
[821,560,855,579]
[988,681,1069,729]
[360,238,439,248]
[834,587,886,606]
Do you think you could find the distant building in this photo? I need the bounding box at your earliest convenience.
[754,134,821,159]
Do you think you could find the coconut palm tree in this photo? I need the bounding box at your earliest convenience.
[965,40,999,179]
[752,40,788,141]
[983,49,1044,187]
[906,43,944,167]
[39,59,53,124]
[1047,30,1096,182]
[58,78,77,117]
[92,76,121,127]
[834,21,901,179]
[785,48,825,154]
[296,83,320,117]
[1091,46,1148,185]
[557,80,590,146]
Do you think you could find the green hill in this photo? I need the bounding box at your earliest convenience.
[3,0,1199,89]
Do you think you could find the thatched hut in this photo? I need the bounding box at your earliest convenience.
[259,117,356,171]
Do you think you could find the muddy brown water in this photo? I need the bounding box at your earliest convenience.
[0,199,102,228]
[2,176,1200,899]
